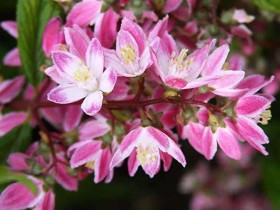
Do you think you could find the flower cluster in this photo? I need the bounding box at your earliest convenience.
[0,0,276,209]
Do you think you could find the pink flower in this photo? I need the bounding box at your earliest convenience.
[232,9,255,23]
[0,112,27,137]
[0,177,49,210]
[66,0,102,27]
[0,76,25,103]
[0,21,21,66]
[47,38,117,116]
[104,18,152,77]
[69,140,113,183]
[110,126,186,178]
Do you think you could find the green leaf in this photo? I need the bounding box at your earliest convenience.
[16,0,61,86]
[0,166,38,194]
[254,0,280,14]
[0,123,32,164]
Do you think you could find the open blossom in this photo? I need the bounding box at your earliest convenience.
[47,38,117,116]
[110,126,186,178]
[233,9,255,23]
[104,18,152,77]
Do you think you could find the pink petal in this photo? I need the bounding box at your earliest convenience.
[104,48,127,76]
[81,91,103,116]
[3,48,21,67]
[34,190,55,210]
[40,107,64,129]
[119,127,142,154]
[110,149,125,169]
[182,122,204,154]
[86,38,104,79]
[235,95,270,117]
[43,17,62,57]
[99,67,117,93]
[203,44,229,76]
[120,18,146,54]
[163,0,182,13]
[52,51,83,81]
[216,128,241,160]
[63,105,83,131]
[202,127,217,160]
[0,76,25,103]
[209,70,245,89]
[64,26,90,61]
[166,139,186,167]
[94,9,119,48]
[148,16,169,42]
[160,152,173,171]
[246,139,268,155]
[0,182,36,210]
[44,66,66,84]
[128,149,140,176]
[0,112,27,137]
[213,88,248,97]
[70,141,100,168]
[1,21,18,38]
[48,84,88,104]
[66,0,102,27]
[139,46,152,75]
[141,148,160,178]
[147,127,170,150]
[94,147,111,183]
[236,116,269,144]
[7,153,30,172]
[55,162,78,191]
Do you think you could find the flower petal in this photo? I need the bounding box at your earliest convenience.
[235,95,270,117]
[0,112,27,137]
[94,147,111,183]
[209,70,245,89]
[48,84,87,104]
[63,105,83,131]
[202,127,217,160]
[216,128,241,160]
[70,141,100,168]
[99,67,117,93]
[0,76,25,103]
[81,91,103,116]
[128,149,140,176]
[86,38,104,79]
[3,48,21,67]
[1,21,18,38]
[64,26,90,61]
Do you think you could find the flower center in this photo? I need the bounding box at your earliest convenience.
[85,161,95,170]
[73,62,90,83]
[136,145,157,166]
[120,44,136,64]
[171,49,193,72]
[258,106,272,125]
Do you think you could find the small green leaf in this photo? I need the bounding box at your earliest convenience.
[16,0,61,86]
[0,166,38,194]
[254,0,280,14]
[0,123,32,164]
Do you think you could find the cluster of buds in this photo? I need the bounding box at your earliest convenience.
[0,0,275,209]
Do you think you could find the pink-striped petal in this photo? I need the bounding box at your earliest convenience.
[66,0,102,27]
[163,0,182,13]
[182,122,204,154]
[202,127,217,160]
[94,147,111,183]
[64,26,90,61]
[44,66,66,84]
[160,152,173,171]
[81,91,103,116]
[128,149,140,176]
[7,153,30,172]
[236,116,269,144]
[99,67,117,93]
[63,105,83,131]
[209,70,245,89]
[0,112,27,137]
[147,127,170,150]
[0,76,25,103]
[34,190,55,210]
[166,138,186,167]
[203,44,229,76]
[40,107,64,129]
[3,48,21,67]
[70,141,100,168]
[94,9,119,48]
[120,18,146,54]
[43,17,62,57]
[86,38,104,79]
[1,21,18,38]
[216,128,241,160]
[119,127,141,154]
[235,95,270,117]
[48,84,87,104]
[0,182,36,210]
[55,162,78,191]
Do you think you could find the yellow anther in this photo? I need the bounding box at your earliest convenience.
[85,161,95,170]
[73,63,90,82]
[120,44,136,64]
[258,106,272,125]
[136,146,157,165]
[222,62,230,70]
[171,49,192,71]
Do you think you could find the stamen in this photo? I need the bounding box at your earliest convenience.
[170,49,192,72]
[85,161,95,170]
[73,62,90,82]
[120,44,136,64]
[136,146,157,165]
[258,106,272,125]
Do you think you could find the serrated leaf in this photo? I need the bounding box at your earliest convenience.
[0,123,32,164]
[254,0,280,14]
[16,0,61,86]
[0,166,38,194]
